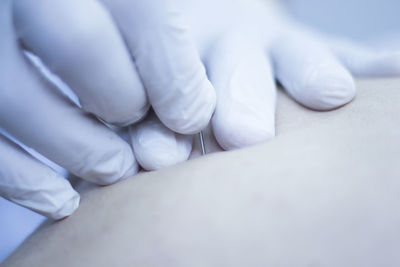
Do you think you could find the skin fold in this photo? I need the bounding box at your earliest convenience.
[3,78,400,267]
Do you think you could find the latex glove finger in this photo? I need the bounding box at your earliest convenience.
[0,134,79,220]
[129,111,192,171]
[0,12,138,185]
[12,0,149,126]
[271,29,356,111]
[328,38,400,77]
[206,35,276,150]
[101,0,216,134]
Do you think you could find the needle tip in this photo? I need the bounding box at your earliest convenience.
[198,131,206,155]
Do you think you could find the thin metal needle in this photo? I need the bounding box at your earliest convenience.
[198,131,206,155]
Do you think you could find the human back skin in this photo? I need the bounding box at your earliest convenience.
[3,79,400,267]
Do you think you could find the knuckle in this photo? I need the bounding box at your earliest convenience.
[77,140,137,185]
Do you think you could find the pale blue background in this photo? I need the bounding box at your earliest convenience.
[284,0,400,42]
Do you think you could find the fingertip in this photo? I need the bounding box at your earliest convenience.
[51,191,80,220]
[302,68,356,111]
[110,2,218,135]
[130,118,193,171]
[155,77,216,135]
[213,113,275,151]
[272,31,357,111]
[85,141,139,185]
[13,0,151,129]
[205,37,277,151]
[135,138,192,171]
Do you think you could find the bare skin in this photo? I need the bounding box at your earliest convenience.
[3,78,400,267]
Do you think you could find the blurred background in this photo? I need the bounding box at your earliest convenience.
[284,0,400,46]
[1,0,399,262]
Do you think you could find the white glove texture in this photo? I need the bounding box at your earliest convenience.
[129,0,400,169]
[1,0,217,219]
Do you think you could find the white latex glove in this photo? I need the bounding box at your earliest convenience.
[130,0,400,170]
[1,0,217,219]
[12,0,216,134]
[0,1,135,219]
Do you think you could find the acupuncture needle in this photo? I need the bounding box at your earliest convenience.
[198,131,206,155]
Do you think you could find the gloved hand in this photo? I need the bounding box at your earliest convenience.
[129,0,400,170]
[0,0,216,219]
